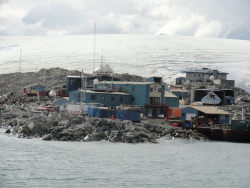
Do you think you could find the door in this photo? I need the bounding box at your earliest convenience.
[152,109,157,117]
[186,113,196,120]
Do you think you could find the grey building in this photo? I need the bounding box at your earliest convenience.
[186,68,228,82]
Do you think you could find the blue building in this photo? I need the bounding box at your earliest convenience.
[95,81,167,117]
[24,84,46,94]
[181,106,231,124]
[165,91,179,108]
[224,96,235,105]
[66,76,83,94]
[54,97,69,112]
[69,90,132,107]
[176,77,186,85]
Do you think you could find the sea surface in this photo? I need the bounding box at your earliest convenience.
[1,128,250,188]
[1,35,250,87]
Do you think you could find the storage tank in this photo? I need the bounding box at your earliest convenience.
[223,89,235,97]
[191,89,225,105]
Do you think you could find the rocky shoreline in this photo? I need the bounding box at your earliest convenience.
[2,112,209,143]
[1,67,250,143]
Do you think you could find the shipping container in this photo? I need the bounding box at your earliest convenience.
[231,120,250,131]
[88,107,95,117]
[166,108,181,117]
[118,110,140,122]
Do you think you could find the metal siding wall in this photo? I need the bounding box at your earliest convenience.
[116,110,123,119]
[88,108,95,117]
[69,90,77,103]
[104,83,149,106]
[181,107,198,120]
[123,111,140,121]
[165,97,179,108]
[146,78,154,82]
[132,85,148,105]
[219,115,230,124]
[66,78,80,94]
[81,92,131,107]
[54,98,69,106]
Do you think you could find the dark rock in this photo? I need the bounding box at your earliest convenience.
[5,129,11,134]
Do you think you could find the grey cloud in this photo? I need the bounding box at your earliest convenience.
[0,0,9,4]
[1,0,250,40]
[22,2,84,28]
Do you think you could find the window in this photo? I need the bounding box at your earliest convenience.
[158,88,161,92]
[150,97,160,105]
[111,97,114,101]
[182,113,185,116]
[198,75,200,77]
[120,97,123,102]
[91,95,96,100]
[101,96,105,101]
[132,86,135,92]
[150,87,153,92]
[132,97,134,101]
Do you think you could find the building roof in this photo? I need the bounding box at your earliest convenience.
[55,97,69,102]
[67,76,85,78]
[186,68,229,74]
[165,91,178,98]
[76,90,131,96]
[171,90,188,93]
[183,106,231,115]
[98,81,155,85]
[146,76,162,78]
[176,77,186,79]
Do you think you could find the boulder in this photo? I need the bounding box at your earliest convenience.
[5,129,11,134]
[83,133,103,141]
[41,134,52,141]
[28,121,48,135]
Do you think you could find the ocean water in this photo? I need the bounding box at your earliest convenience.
[0,35,250,87]
[1,128,250,188]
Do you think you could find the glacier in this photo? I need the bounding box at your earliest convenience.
[0,34,250,91]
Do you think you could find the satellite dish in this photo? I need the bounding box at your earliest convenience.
[210,76,214,80]
[93,79,99,85]
[49,90,57,97]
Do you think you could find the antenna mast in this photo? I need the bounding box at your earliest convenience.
[93,23,96,72]
[101,48,103,71]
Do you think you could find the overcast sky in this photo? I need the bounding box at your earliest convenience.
[0,0,249,39]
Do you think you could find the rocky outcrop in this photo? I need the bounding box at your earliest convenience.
[2,111,210,143]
